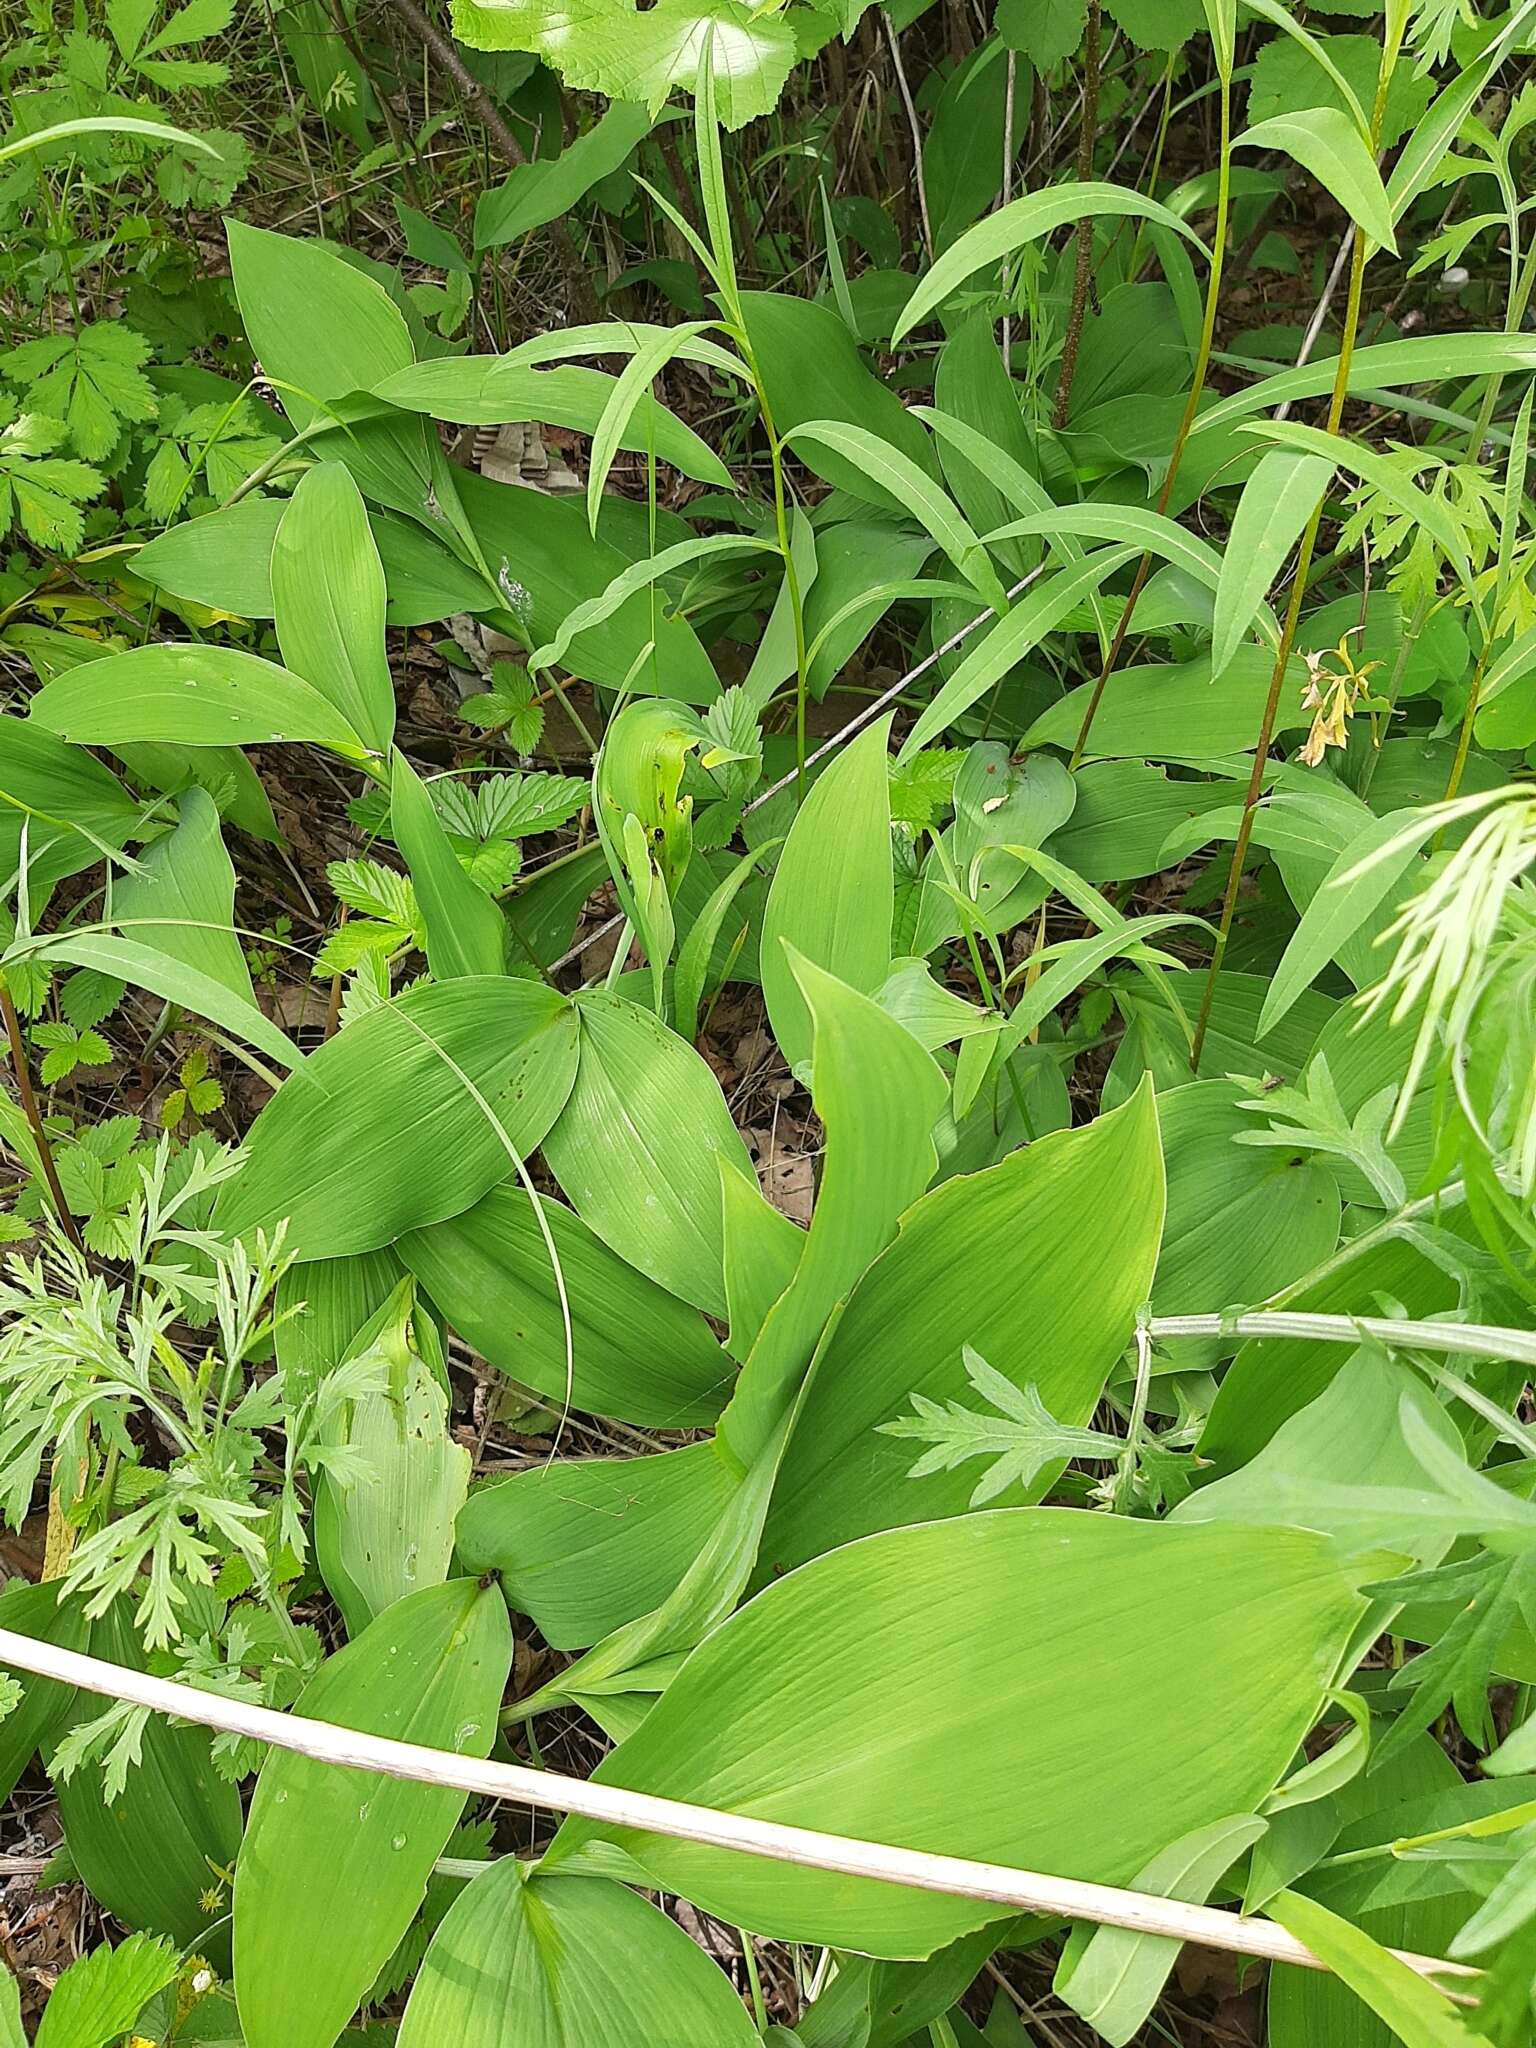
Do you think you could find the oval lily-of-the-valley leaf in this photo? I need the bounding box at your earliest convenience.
[233,1578,512,2048]
[213,976,579,1257]
[396,1860,760,2046]
[545,1508,1368,1957]
[759,1078,1166,1574]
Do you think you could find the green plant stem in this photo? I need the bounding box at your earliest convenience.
[1442,629,1495,805]
[1068,69,1232,768]
[1,982,82,1250]
[1051,0,1103,433]
[1191,44,1397,1073]
[741,1930,769,2032]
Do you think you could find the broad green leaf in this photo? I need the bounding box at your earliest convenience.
[1211,448,1338,678]
[276,1246,406,1408]
[549,1508,1364,1956]
[783,421,1007,611]
[111,784,253,1009]
[460,472,720,704]
[0,714,144,902]
[898,547,1138,760]
[474,103,655,250]
[213,978,577,1257]
[673,837,779,1043]
[1055,1816,1268,2045]
[33,1934,180,2048]
[720,1154,804,1363]
[759,719,894,1080]
[541,991,759,1317]
[1023,645,1310,760]
[234,1580,512,2048]
[1153,1081,1340,1315]
[313,1284,470,1634]
[53,1602,242,1956]
[29,644,366,754]
[928,313,1041,578]
[457,1440,737,1650]
[273,461,396,754]
[761,1081,1165,1571]
[0,1966,18,2048]
[548,0,799,129]
[721,952,947,1465]
[29,931,300,1072]
[133,496,282,618]
[225,222,479,571]
[1235,107,1395,253]
[401,1186,735,1428]
[1176,1349,1465,1567]
[893,183,1208,344]
[373,360,731,491]
[1267,1892,1488,2047]
[1258,807,1430,1035]
[736,291,940,509]
[0,1580,86,1806]
[528,532,773,680]
[588,321,726,532]
[1192,335,1536,441]
[398,1862,759,2045]
[390,751,507,979]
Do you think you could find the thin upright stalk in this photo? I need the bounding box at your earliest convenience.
[1191,40,1398,1072]
[1,984,81,1250]
[1052,0,1102,431]
[1068,70,1233,768]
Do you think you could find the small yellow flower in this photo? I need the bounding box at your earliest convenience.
[1298,628,1382,767]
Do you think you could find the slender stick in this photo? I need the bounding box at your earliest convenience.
[1190,36,1399,1072]
[0,1625,1479,1994]
[1052,0,1102,432]
[1068,68,1233,767]
[1147,1310,1536,1369]
[883,7,933,260]
[1,983,81,1250]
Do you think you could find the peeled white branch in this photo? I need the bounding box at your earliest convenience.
[1147,1309,1536,1369]
[0,1624,1478,1995]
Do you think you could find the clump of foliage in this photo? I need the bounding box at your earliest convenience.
[2,0,1536,2042]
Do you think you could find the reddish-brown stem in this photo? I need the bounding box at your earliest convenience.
[1,983,82,1250]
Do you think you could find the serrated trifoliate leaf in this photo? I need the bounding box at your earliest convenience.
[760,719,894,1081]
[893,184,1207,344]
[213,978,577,1257]
[541,991,761,1317]
[272,461,395,754]
[1054,1815,1268,2045]
[234,1580,512,2048]
[1235,108,1396,254]
[389,750,507,979]
[548,1509,1364,1956]
[29,644,367,754]
[32,1932,180,2048]
[721,951,946,1464]
[397,1863,759,2046]
[401,1185,735,1429]
[113,784,255,1009]
[760,1080,1165,1571]
[1211,447,1337,678]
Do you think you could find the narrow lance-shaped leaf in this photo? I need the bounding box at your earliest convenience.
[233,1580,513,2048]
[1211,447,1338,679]
[272,461,396,755]
[894,183,1209,343]
[1234,108,1397,255]
[389,750,507,980]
